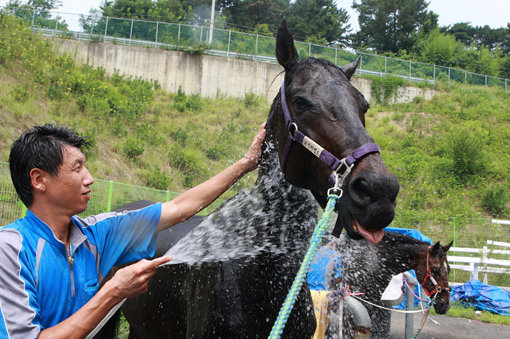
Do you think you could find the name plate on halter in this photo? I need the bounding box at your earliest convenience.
[302,136,324,158]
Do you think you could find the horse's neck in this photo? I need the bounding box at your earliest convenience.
[381,242,423,276]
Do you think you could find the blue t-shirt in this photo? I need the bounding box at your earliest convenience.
[0,203,161,338]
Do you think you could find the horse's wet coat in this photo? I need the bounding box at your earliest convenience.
[103,21,399,338]
[328,232,452,338]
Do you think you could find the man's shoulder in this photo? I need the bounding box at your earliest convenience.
[1,217,40,251]
[1,219,26,240]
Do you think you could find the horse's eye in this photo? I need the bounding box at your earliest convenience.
[292,96,312,110]
[432,267,440,275]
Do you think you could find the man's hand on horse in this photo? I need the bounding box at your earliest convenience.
[244,122,266,171]
[107,256,172,299]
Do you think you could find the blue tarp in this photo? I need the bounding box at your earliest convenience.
[385,227,433,245]
[451,280,510,316]
[308,246,342,291]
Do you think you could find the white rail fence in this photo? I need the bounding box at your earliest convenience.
[448,240,510,288]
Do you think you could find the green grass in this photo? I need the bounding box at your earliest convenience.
[432,303,510,326]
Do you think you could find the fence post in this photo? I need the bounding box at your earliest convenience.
[433,64,436,88]
[54,16,58,37]
[104,16,109,41]
[409,60,412,79]
[335,46,338,65]
[129,18,133,40]
[21,204,27,219]
[165,190,170,202]
[384,56,387,74]
[31,10,35,27]
[448,67,451,88]
[255,34,259,57]
[155,21,159,46]
[452,217,456,247]
[106,180,114,212]
[227,30,231,57]
[308,42,311,57]
[177,23,181,45]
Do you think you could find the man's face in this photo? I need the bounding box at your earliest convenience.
[45,145,94,216]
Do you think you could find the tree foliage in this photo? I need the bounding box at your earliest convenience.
[222,0,289,33]
[286,0,350,45]
[352,0,431,53]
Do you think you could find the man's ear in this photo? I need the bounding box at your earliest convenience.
[30,168,47,193]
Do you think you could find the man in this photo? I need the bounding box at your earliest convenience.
[0,122,266,338]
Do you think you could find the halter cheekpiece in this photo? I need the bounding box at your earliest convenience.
[421,245,451,297]
[279,80,380,196]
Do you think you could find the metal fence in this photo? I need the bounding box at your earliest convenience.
[2,8,509,91]
[2,161,509,286]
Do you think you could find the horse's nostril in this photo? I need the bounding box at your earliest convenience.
[349,177,371,204]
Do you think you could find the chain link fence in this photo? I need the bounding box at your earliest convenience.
[0,162,223,225]
[2,8,509,91]
[2,161,509,286]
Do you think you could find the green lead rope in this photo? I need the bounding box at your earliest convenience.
[268,193,340,339]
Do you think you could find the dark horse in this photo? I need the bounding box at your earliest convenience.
[102,21,399,338]
[327,232,452,338]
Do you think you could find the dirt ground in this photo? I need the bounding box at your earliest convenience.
[389,312,510,338]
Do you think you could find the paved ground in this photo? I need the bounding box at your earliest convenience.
[389,312,510,338]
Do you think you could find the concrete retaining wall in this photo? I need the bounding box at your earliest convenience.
[51,39,436,104]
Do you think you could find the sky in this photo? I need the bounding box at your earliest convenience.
[1,0,509,32]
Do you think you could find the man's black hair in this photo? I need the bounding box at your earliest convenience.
[9,124,90,207]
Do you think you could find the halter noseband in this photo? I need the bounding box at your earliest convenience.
[279,80,380,196]
[421,245,450,297]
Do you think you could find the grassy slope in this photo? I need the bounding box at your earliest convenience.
[1,14,509,224]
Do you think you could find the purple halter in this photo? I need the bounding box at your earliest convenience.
[279,80,380,195]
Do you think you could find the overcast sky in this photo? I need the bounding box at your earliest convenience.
[1,0,509,31]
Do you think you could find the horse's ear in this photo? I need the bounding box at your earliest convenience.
[431,241,441,252]
[443,241,453,252]
[276,20,298,70]
[340,55,361,81]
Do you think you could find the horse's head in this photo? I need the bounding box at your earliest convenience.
[267,21,399,244]
[415,241,452,314]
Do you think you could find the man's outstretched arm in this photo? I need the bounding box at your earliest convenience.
[157,122,266,232]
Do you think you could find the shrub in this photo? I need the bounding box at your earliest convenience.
[481,186,508,217]
[168,145,204,188]
[146,167,172,190]
[123,138,144,159]
[449,130,486,183]
[370,75,408,104]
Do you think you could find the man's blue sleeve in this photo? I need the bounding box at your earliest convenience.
[76,203,162,277]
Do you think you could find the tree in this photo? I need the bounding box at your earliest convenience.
[413,29,463,67]
[286,0,350,46]
[352,0,430,53]
[222,0,289,33]
[6,0,67,30]
[444,22,476,46]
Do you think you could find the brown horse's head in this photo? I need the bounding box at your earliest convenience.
[415,241,453,314]
[270,21,399,244]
